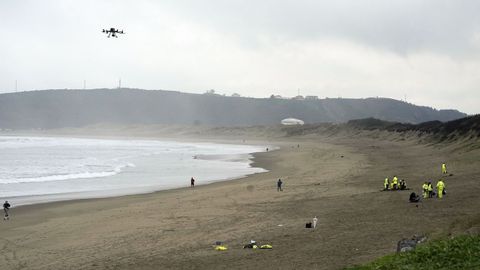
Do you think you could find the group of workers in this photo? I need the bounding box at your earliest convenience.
[384,163,449,201]
[383,175,408,191]
[422,163,448,199]
[422,179,446,199]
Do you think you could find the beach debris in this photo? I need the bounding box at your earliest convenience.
[243,240,272,249]
[305,222,312,228]
[243,243,258,249]
[277,224,284,227]
[214,241,228,251]
[244,240,258,249]
[396,235,427,253]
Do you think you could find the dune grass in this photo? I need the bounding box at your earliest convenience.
[345,235,480,270]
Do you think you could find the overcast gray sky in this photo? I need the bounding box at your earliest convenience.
[1,0,479,114]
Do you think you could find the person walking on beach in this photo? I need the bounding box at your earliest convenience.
[313,216,318,229]
[191,177,195,188]
[277,179,283,191]
[437,179,446,199]
[442,163,448,175]
[3,201,11,220]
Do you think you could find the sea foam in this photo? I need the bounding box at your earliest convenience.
[0,136,267,204]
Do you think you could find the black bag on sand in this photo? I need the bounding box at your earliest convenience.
[305,222,312,228]
[243,243,255,249]
[409,192,420,203]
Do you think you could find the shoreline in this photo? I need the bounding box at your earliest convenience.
[1,134,275,207]
[12,145,276,214]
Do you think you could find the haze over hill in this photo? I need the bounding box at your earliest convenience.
[0,89,466,129]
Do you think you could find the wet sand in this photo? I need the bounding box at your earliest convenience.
[1,134,479,270]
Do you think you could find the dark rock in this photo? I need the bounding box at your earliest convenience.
[396,235,427,253]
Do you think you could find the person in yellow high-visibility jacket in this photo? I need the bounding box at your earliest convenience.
[427,182,434,198]
[437,179,446,198]
[392,176,399,190]
[442,163,447,174]
[384,178,389,190]
[422,182,429,198]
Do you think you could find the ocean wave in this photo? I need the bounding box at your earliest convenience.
[0,163,135,184]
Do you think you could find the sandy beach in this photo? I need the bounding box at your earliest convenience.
[1,131,479,270]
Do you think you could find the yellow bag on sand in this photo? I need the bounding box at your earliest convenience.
[215,246,228,251]
[260,244,272,249]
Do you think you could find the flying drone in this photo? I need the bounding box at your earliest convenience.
[102,28,125,38]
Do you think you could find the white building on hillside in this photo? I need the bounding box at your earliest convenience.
[281,118,305,125]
